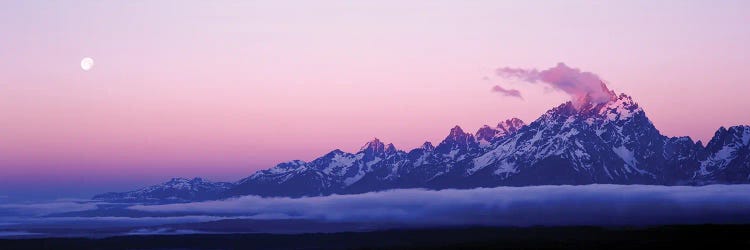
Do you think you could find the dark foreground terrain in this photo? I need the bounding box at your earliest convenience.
[2,224,750,249]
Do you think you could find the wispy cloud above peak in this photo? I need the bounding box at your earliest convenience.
[491,85,523,99]
[496,63,614,108]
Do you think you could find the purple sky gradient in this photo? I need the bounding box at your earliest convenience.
[1,1,749,198]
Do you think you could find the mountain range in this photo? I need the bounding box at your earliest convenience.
[94,92,750,202]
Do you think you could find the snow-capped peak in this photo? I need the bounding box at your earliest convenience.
[706,125,750,150]
[475,118,526,148]
[385,143,398,154]
[435,125,479,158]
[595,93,643,122]
[93,177,234,202]
[446,126,471,142]
[420,141,435,151]
[475,125,499,143]
[497,118,525,134]
[359,137,386,154]
[164,177,212,189]
[697,125,750,179]
[571,82,617,109]
[168,177,191,183]
[166,177,210,186]
[543,92,643,123]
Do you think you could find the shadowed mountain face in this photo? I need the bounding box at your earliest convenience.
[94,93,750,201]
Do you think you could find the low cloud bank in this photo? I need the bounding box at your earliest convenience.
[131,185,750,226]
[0,231,41,237]
[0,216,250,231]
[126,228,205,235]
[0,200,98,217]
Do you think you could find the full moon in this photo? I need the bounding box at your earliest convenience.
[81,57,94,71]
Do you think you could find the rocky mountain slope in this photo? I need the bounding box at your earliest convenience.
[93,178,233,203]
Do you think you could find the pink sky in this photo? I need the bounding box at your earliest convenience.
[1,1,749,197]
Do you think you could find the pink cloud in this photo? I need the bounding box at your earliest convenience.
[496,63,615,108]
[491,85,523,99]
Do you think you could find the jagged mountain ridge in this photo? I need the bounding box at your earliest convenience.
[92,177,234,203]
[469,93,683,185]
[225,118,528,197]
[695,126,750,183]
[94,93,750,201]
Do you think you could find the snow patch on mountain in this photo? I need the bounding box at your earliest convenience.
[612,146,636,167]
